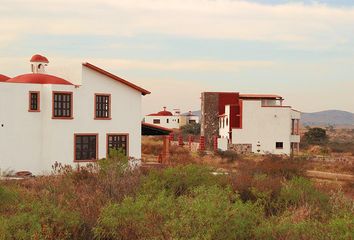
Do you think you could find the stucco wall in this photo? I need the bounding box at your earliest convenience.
[232,100,297,155]
[0,66,143,175]
[144,115,180,129]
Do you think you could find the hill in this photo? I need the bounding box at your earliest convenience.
[184,110,354,127]
[302,110,354,127]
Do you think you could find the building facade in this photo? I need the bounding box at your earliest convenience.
[145,107,199,129]
[201,92,300,155]
[0,54,150,175]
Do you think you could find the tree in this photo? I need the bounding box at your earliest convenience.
[303,127,328,145]
[180,122,201,136]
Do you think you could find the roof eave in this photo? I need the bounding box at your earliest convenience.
[82,62,151,95]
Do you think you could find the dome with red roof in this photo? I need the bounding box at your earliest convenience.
[30,54,49,63]
[148,107,173,116]
[0,74,10,82]
[7,73,73,85]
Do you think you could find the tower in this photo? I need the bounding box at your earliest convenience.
[30,54,49,73]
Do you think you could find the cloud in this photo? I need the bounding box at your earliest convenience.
[1,0,354,50]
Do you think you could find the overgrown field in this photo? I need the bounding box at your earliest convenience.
[1,153,353,240]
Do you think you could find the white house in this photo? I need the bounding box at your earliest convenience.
[145,107,199,129]
[0,54,150,175]
[215,93,300,155]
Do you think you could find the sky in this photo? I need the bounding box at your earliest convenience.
[0,0,353,115]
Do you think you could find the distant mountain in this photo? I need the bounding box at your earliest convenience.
[301,110,354,127]
[182,110,201,117]
[184,110,354,127]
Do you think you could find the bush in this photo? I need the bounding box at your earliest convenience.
[1,200,81,240]
[255,213,326,240]
[216,150,240,163]
[278,177,329,216]
[142,137,163,155]
[140,164,227,196]
[94,191,174,240]
[169,186,264,240]
[303,127,328,145]
[94,186,264,240]
[180,122,201,136]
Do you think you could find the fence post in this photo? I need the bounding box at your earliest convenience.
[169,133,174,142]
[178,134,184,146]
[199,136,205,152]
[162,135,170,164]
[188,135,194,150]
[213,135,218,152]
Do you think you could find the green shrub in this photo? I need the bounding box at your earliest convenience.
[254,213,326,240]
[169,186,264,240]
[180,122,201,136]
[1,200,81,240]
[140,164,227,196]
[278,177,329,215]
[95,185,264,240]
[303,127,328,145]
[0,186,18,209]
[94,191,174,240]
[327,214,354,240]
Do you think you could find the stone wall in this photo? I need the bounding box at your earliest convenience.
[200,92,220,150]
[228,144,252,154]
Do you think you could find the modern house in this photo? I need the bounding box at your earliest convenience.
[0,54,150,175]
[145,107,199,129]
[201,92,300,155]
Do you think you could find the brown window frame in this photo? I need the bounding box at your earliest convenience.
[153,119,160,124]
[52,91,73,119]
[94,93,111,120]
[74,134,98,162]
[28,91,40,112]
[106,134,129,157]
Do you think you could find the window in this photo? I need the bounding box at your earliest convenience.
[276,142,284,149]
[153,119,160,124]
[226,118,228,126]
[53,92,73,119]
[177,119,180,123]
[74,134,98,161]
[95,94,111,119]
[291,119,299,135]
[29,91,40,112]
[189,119,196,124]
[166,119,169,123]
[107,134,128,156]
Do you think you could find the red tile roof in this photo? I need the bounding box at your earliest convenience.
[148,110,173,116]
[30,54,49,63]
[6,73,73,85]
[0,74,10,82]
[83,62,150,95]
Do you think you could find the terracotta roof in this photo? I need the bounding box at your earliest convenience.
[83,62,150,95]
[30,54,49,63]
[7,73,73,85]
[0,74,10,82]
[240,94,283,99]
[148,110,173,116]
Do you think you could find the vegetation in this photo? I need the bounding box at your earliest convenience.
[302,127,328,145]
[1,151,353,240]
[180,122,201,136]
